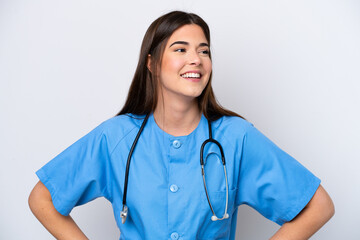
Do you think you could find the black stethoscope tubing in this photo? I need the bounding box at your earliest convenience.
[122,113,150,208]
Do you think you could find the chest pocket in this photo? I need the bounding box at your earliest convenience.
[197,188,237,240]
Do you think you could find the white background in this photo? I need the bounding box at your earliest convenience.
[1,0,359,239]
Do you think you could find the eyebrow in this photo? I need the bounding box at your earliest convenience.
[169,41,209,48]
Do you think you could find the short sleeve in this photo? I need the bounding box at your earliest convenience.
[236,125,320,225]
[36,123,112,216]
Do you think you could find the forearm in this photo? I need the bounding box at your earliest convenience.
[29,181,88,240]
[270,209,327,240]
[270,185,334,240]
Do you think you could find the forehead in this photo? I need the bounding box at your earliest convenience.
[166,24,208,46]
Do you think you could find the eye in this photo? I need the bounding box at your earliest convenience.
[199,49,210,55]
[175,48,186,53]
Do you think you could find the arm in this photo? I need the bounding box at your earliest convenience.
[270,184,334,240]
[28,181,89,240]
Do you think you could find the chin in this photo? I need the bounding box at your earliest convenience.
[184,90,205,99]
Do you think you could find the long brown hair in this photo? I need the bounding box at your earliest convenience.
[117,11,243,121]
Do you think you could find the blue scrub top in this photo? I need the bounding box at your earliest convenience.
[36,113,320,240]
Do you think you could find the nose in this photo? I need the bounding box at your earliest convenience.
[188,50,201,66]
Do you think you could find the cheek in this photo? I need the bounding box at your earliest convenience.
[161,57,184,75]
[205,59,212,73]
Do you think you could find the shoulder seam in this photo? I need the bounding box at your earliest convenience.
[109,125,138,157]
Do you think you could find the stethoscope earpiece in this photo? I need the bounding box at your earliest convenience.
[120,205,128,224]
[211,213,229,221]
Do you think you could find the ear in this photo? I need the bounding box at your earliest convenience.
[147,54,152,73]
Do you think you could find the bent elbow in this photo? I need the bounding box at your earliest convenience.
[316,185,335,223]
[325,196,335,221]
[28,181,52,216]
[28,183,40,215]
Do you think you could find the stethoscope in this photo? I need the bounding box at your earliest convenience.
[120,113,229,224]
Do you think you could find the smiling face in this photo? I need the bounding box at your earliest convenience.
[157,24,212,103]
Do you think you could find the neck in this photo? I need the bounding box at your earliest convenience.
[154,96,201,136]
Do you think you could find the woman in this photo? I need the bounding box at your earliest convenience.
[29,11,334,239]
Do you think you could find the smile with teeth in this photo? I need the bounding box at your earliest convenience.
[181,72,201,79]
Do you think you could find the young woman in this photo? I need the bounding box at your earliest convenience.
[29,11,334,240]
